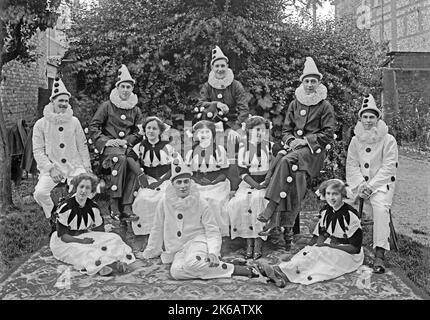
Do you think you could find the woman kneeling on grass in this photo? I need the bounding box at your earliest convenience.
[50,173,136,276]
[257,179,364,287]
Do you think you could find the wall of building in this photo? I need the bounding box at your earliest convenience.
[0,31,48,128]
[334,0,430,52]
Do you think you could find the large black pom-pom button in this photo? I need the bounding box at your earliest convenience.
[58,127,64,132]
[177,231,181,237]
[248,209,252,213]
[59,143,65,148]
[126,254,132,260]
[303,252,307,256]
[156,187,161,191]
[177,213,183,220]
[364,163,369,168]
[54,83,59,87]
[391,176,395,182]
[95,260,101,266]
[364,176,369,181]
[101,246,107,251]
[175,166,181,173]
[366,148,371,152]
[222,263,227,269]
[249,226,253,230]
[137,224,142,228]
[55,77,60,81]
[233,227,237,232]
[54,89,59,93]
[196,255,201,261]
[61,158,67,163]
[307,276,312,281]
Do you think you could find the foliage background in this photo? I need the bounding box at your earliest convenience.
[62,0,386,184]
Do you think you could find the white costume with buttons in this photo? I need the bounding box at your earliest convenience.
[346,120,398,251]
[142,183,234,280]
[33,103,90,218]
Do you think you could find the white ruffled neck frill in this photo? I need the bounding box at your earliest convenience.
[208,68,234,89]
[43,103,73,124]
[109,88,138,110]
[354,120,388,144]
[164,182,201,211]
[295,83,328,106]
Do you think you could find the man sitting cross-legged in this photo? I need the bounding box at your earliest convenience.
[137,159,259,280]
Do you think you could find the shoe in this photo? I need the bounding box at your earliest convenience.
[99,266,113,276]
[253,238,263,260]
[245,239,254,259]
[373,257,385,274]
[256,214,269,223]
[256,262,287,288]
[121,211,139,222]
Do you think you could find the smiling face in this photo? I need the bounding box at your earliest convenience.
[52,94,70,114]
[302,76,320,95]
[75,179,92,203]
[196,127,213,146]
[325,185,343,210]
[117,81,134,101]
[145,120,161,142]
[212,59,228,80]
[172,176,191,198]
[360,111,378,130]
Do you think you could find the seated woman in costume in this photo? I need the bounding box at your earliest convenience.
[185,120,231,236]
[125,116,179,238]
[50,173,135,276]
[227,116,278,260]
[256,179,363,287]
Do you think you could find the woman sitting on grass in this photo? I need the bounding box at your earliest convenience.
[50,173,136,276]
[257,179,364,287]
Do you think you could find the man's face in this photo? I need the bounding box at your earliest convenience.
[117,82,134,101]
[212,59,228,80]
[172,177,191,198]
[302,76,320,94]
[360,111,378,130]
[52,94,70,114]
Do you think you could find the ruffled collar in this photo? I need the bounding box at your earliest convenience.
[208,68,234,89]
[109,88,138,110]
[354,120,388,144]
[165,182,200,211]
[43,103,73,124]
[295,83,327,106]
[323,203,350,234]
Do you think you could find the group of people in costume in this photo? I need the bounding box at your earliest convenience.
[32,45,398,282]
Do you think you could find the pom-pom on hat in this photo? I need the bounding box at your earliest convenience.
[211,46,229,66]
[50,77,71,101]
[170,157,193,182]
[358,93,382,119]
[300,57,323,82]
[115,64,136,87]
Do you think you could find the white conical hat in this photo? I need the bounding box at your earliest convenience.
[300,57,323,82]
[170,157,193,182]
[211,45,229,66]
[358,93,382,118]
[115,64,136,87]
[50,77,71,101]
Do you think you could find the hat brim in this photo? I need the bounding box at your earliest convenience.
[300,73,323,82]
[211,57,229,66]
[50,92,71,101]
[359,108,381,118]
[171,172,193,182]
[115,79,136,87]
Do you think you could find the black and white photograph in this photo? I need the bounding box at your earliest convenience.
[0,0,429,307]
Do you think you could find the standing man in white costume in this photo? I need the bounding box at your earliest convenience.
[33,77,91,226]
[346,94,398,273]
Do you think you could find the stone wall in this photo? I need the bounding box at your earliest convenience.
[0,31,48,128]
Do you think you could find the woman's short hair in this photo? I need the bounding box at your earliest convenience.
[143,116,167,134]
[192,120,216,138]
[318,179,347,199]
[245,115,270,130]
[71,173,99,193]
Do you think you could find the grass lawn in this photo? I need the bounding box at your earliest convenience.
[1,178,429,297]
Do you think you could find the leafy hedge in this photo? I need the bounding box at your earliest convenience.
[62,1,386,184]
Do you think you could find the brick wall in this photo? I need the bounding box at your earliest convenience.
[0,31,48,128]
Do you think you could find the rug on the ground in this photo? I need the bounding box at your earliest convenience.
[0,211,423,300]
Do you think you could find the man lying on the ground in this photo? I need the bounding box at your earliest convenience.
[136,159,259,280]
